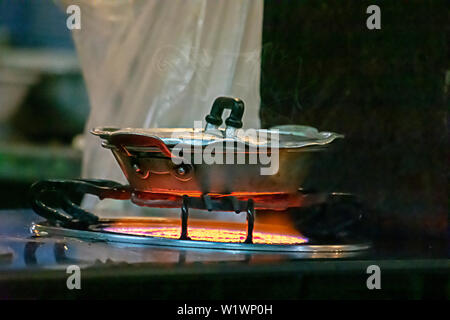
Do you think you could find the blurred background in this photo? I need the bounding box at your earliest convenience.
[0,0,447,240]
[0,0,88,207]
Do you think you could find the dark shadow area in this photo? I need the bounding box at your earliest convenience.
[260,0,448,239]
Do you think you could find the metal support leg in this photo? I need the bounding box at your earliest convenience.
[202,194,213,211]
[179,195,191,240]
[244,199,255,244]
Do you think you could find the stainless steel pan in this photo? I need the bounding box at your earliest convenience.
[92,97,343,198]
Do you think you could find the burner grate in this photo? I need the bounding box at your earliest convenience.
[29,179,371,253]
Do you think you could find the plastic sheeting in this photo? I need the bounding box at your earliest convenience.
[62,0,263,212]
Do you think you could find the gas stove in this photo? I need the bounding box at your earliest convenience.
[0,179,446,300]
[0,206,447,300]
[28,178,371,255]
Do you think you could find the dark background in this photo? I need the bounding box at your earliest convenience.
[260,0,448,239]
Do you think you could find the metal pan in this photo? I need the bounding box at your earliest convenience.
[92,97,343,198]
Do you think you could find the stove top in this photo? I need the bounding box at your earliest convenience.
[31,216,371,252]
[1,172,448,298]
[0,209,447,299]
[0,208,445,268]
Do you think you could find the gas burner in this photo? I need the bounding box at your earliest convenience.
[103,226,308,245]
[31,218,370,253]
[29,179,371,253]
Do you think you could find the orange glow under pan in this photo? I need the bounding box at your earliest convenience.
[103,226,308,245]
[92,217,311,249]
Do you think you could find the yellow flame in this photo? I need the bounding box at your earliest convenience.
[105,226,307,245]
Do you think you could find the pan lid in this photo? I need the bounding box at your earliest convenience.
[91,97,343,149]
[91,125,343,149]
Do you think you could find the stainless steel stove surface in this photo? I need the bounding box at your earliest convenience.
[0,209,448,299]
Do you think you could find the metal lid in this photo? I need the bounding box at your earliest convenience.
[91,125,343,149]
[92,97,343,150]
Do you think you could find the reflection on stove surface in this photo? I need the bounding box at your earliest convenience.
[17,237,365,269]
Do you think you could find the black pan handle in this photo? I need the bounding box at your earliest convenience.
[30,179,131,228]
[205,97,244,129]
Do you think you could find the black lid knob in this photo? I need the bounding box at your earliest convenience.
[205,97,245,129]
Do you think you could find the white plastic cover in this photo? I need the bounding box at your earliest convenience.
[62,0,263,212]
